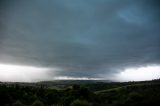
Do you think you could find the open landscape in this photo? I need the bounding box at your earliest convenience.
[1,0,160,106]
[1,79,160,106]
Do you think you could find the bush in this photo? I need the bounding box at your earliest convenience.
[31,100,44,106]
[70,99,91,106]
[12,100,24,106]
[128,92,143,101]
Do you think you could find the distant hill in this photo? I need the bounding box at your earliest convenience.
[0,79,160,106]
[38,80,111,85]
[95,79,160,106]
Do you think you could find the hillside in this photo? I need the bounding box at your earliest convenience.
[96,80,160,106]
[0,79,160,106]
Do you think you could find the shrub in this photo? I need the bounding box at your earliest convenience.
[12,100,24,106]
[31,100,44,106]
[70,99,91,106]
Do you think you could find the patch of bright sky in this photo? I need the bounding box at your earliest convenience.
[114,65,160,81]
[0,64,54,82]
[53,76,103,80]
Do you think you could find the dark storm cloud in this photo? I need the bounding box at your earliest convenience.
[0,0,160,78]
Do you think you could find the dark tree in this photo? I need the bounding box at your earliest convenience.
[70,99,91,106]
[31,100,44,106]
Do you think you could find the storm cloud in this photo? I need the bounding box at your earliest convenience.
[0,0,160,81]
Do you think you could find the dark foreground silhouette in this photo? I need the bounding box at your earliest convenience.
[0,79,160,106]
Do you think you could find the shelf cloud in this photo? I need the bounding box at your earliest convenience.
[0,0,160,81]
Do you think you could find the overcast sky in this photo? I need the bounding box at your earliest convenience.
[0,0,160,82]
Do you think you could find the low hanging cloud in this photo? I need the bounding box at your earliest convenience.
[0,64,58,82]
[0,0,160,81]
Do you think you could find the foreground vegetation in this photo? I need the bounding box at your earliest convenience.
[0,79,160,106]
